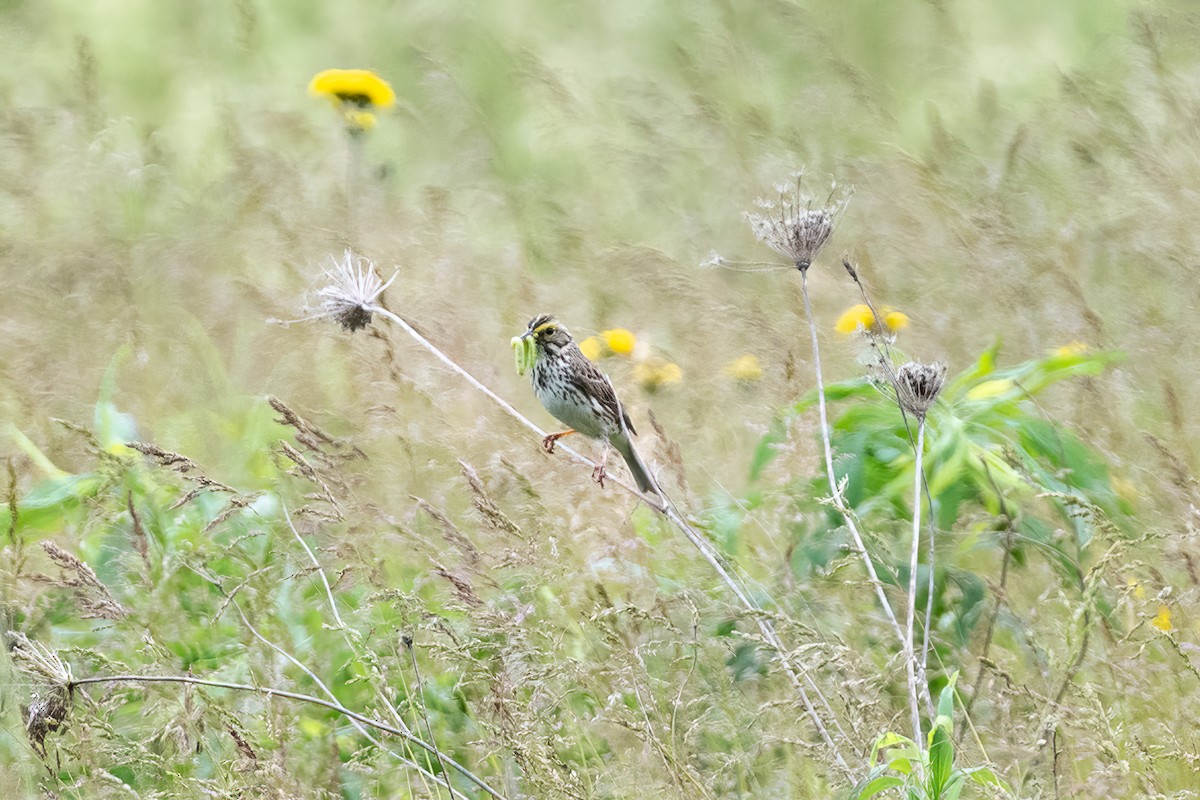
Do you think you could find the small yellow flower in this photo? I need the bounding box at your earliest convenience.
[835,304,875,334]
[602,328,636,356]
[725,354,763,382]
[966,378,1014,400]
[834,304,908,335]
[343,110,377,132]
[1126,577,1147,600]
[635,359,683,392]
[883,311,910,331]
[1054,341,1089,358]
[578,336,602,361]
[1152,604,1173,632]
[309,69,396,109]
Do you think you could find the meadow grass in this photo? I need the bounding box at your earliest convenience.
[1,0,1198,797]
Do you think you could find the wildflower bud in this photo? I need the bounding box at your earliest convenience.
[895,361,947,420]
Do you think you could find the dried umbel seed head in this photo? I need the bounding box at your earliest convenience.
[895,360,947,419]
[745,174,850,271]
[22,687,72,757]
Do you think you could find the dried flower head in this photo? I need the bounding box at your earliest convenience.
[895,360,947,420]
[303,249,397,332]
[745,173,850,270]
[7,632,73,758]
[7,631,73,687]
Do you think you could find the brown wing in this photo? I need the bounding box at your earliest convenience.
[569,346,636,436]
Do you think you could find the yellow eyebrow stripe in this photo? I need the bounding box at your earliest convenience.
[533,321,556,333]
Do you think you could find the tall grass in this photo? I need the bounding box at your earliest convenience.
[2,0,1198,797]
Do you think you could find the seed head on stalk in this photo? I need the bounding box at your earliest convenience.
[745,173,850,271]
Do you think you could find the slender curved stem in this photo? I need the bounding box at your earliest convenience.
[905,421,927,748]
[799,271,905,649]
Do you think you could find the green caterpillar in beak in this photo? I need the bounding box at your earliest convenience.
[511,334,538,376]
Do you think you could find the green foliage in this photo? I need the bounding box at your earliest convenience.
[854,673,1010,800]
[751,343,1130,651]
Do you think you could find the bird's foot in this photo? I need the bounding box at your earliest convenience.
[591,464,607,488]
[542,430,575,454]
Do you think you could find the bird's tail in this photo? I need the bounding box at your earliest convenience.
[614,434,657,495]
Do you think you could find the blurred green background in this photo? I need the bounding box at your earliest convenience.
[1,0,1197,797]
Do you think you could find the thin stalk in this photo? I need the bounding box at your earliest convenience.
[69,674,506,800]
[283,504,412,732]
[363,302,854,777]
[845,263,937,716]
[406,637,450,790]
[905,421,927,748]
[959,459,1016,740]
[799,270,906,649]
[345,131,363,242]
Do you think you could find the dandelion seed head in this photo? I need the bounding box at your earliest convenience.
[299,249,396,332]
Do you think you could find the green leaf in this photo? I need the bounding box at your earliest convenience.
[943,773,966,800]
[963,766,1011,791]
[927,671,958,798]
[927,725,953,798]
[869,730,916,768]
[855,775,904,799]
[937,671,958,724]
[3,473,107,535]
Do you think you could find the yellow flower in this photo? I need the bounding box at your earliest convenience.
[725,354,763,382]
[883,311,910,331]
[602,328,636,356]
[1152,604,1173,632]
[344,110,377,132]
[834,304,908,335]
[1126,577,1147,600]
[635,359,683,392]
[578,336,602,361]
[1054,341,1089,358]
[835,304,875,334]
[965,379,1014,400]
[309,69,396,109]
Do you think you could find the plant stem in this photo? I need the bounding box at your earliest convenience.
[845,264,936,717]
[799,270,906,650]
[69,674,505,800]
[905,420,927,748]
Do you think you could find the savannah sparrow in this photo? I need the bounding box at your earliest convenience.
[515,314,656,494]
